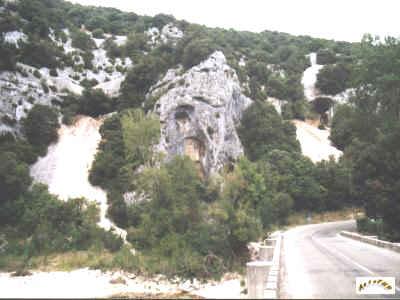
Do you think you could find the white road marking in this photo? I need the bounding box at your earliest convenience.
[315,234,400,293]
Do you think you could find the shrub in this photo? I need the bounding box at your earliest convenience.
[23,104,59,153]
[182,38,214,69]
[0,151,31,204]
[49,68,58,77]
[101,230,123,253]
[316,64,350,95]
[0,40,17,71]
[33,69,41,78]
[78,88,115,117]
[71,30,95,51]
[92,28,105,39]
[316,49,336,65]
[238,102,300,161]
[20,40,62,69]
[312,97,333,115]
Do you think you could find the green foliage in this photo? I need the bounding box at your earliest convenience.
[0,38,17,71]
[329,36,400,241]
[316,63,350,95]
[120,109,160,168]
[23,104,59,154]
[92,28,105,39]
[0,152,31,204]
[89,114,126,191]
[78,88,115,117]
[71,30,95,51]
[20,39,63,69]
[89,109,161,227]
[238,102,300,161]
[101,230,123,253]
[127,157,253,278]
[312,97,333,115]
[262,150,326,211]
[316,48,337,65]
[356,217,384,237]
[330,104,356,150]
[0,133,38,164]
[281,100,308,120]
[182,38,214,69]
[315,158,353,211]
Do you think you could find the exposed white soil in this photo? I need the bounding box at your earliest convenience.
[30,116,127,240]
[302,53,323,102]
[0,268,243,299]
[293,120,342,163]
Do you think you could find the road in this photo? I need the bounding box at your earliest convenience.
[281,220,400,299]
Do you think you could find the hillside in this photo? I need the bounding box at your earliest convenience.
[1,0,399,295]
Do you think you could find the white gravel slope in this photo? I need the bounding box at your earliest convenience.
[293,120,342,163]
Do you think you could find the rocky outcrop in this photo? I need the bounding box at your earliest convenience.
[148,51,252,176]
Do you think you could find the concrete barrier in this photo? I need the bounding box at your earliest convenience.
[246,234,282,299]
[259,245,274,261]
[246,261,273,299]
[340,231,400,253]
[264,238,277,247]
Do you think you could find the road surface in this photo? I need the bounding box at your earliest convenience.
[281,220,400,299]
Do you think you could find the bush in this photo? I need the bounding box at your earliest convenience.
[316,64,350,95]
[356,217,384,236]
[316,49,336,65]
[92,28,105,39]
[120,55,170,108]
[182,38,214,69]
[78,88,115,117]
[71,30,95,51]
[20,40,62,69]
[33,69,41,78]
[330,104,356,150]
[0,151,31,204]
[101,230,123,252]
[23,104,59,153]
[0,39,17,71]
[49,68,58,77]
[238,102,300,161]
[312,97,333,115]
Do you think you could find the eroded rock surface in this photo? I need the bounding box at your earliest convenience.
[148,51,252,176]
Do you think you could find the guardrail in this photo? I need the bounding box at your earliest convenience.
[246,233,282,299]
[340,231,400,253]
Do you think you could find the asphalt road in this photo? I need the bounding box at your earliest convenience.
[281,220,400,299]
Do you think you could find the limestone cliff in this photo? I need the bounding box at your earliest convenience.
[147,51,252,176]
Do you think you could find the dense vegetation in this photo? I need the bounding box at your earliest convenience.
[0,104,123,273]
[0,0,399,281]
[330,36,400,241]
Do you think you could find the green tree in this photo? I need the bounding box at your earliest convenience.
[78,88,115,117]
[238,102,300,161]
[0,152,31,203]
[120,109,160,168]
[316,64,350,95]
[23,105,59,153]
[182,38,214,69]
[71,30,95,51]
[330,104,356,150]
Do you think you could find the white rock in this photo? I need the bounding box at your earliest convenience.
[2,31,27,47]
[149,51,252,176]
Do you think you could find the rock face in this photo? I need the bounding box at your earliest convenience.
[148,51,252,176]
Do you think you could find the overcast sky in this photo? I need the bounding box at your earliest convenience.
[67,0,400,42]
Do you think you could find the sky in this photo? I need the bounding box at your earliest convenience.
[67,0,400,42]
